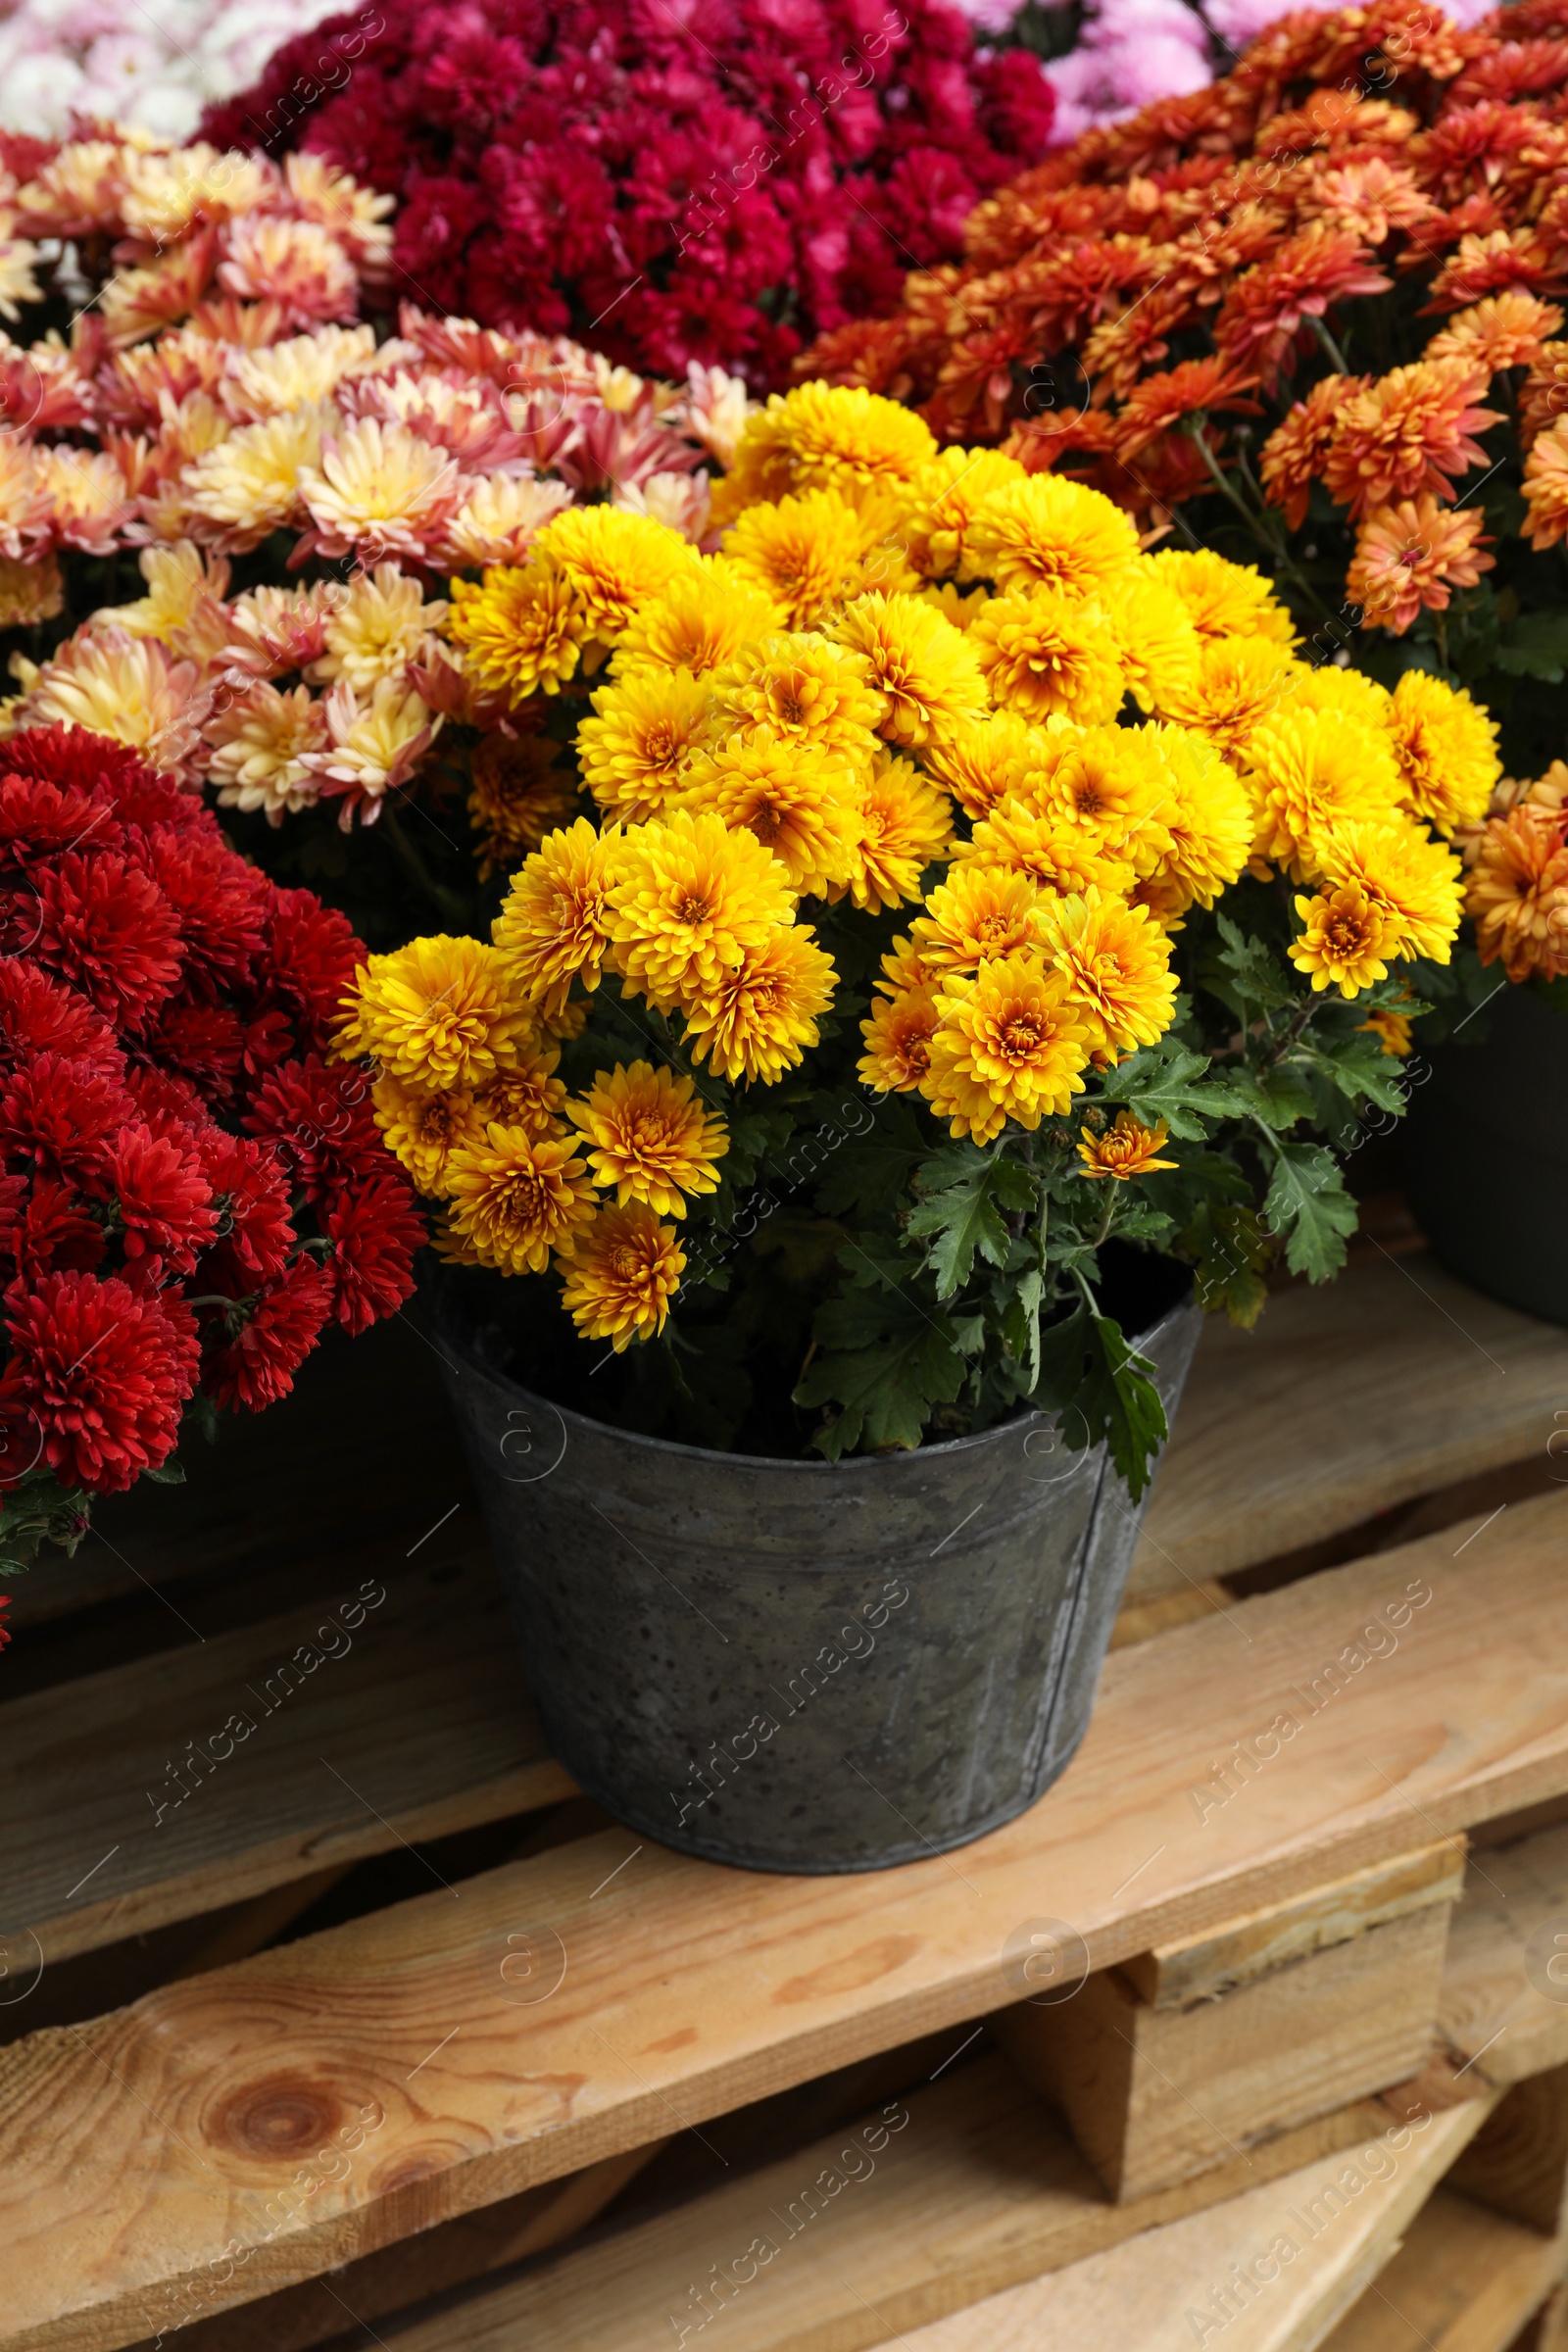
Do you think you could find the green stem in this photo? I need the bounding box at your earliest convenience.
[1189,423,1335,621]
[1310,314,1350,374]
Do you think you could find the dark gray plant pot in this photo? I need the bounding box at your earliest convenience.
[427,1272,1200,1874]
[1403,984,1568,1326]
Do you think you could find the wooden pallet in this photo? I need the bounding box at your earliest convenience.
[2,1249,1567,2352]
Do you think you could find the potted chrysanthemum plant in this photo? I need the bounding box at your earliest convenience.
[332,384,1483,1871]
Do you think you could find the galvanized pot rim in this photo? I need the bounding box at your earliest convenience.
[425,1268,1193,1479]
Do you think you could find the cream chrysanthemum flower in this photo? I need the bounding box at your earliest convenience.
[121,144,274,241]
[969,588,1127,726]
[607,808,796,1010]
[218,215,360,327]
[303,677,437,812]
[493,817,620,1014]
[833,592,988,750]
[964,472,1142,602]
[205,682,327,819]
[577,667,712,825]
[299,418,460,564]
[566,1061,728,1215]
[681,927,837,1084]
[0,551,62,628]
[0,238,42,321]
[1037,888,1179,1056]
[923,957,1092,1145]
[444,473,573,568]
[0,435,48,560]
[445,1123,597,1276]
[282,151,396,276]
[220,325,378,421]
[339,936,532,1092]
[30,447,127,554]
[308,563,448,695]
[558,1201,686,1350]
[12,628,205,773]
[687,732,862,897]
[184,406,330,552]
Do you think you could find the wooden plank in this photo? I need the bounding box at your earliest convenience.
[1447,2067,1568,2242]
[1517,2283,1568,2352]
[1319,2186,1559,2352]
[1124,1840,1467,2010]
[1133,1252,1568,1602]
[1441,1828,1568,2089]
[0,1552,574,1965]
[999,1903,1453,2201]
[350,2062,1461,2352]
[5,1493,1568,2351]
[883,2094,1494,2350]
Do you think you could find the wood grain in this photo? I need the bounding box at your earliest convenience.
[1441,1827,1568,2088]
[1447,2067,1568,2242]
[0,1552,573,1964]
[363,2063,1453,2352]
[1132,1252,1568,1602]
[1318,2185,1559,2352]
[5,1493,1568,2352]
[884,2096,1494,2350]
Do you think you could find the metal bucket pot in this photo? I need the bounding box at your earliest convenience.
[427,1266,1200,1874]
[1403,984,1568,1325]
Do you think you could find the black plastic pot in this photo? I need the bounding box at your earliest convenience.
[1403,983,1568,1325]
[427,1264,1200,1874]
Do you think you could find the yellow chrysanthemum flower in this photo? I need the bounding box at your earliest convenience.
[969,588,1127,726]
[965,471,1143,604]
[1359,1006,1413,1055]
[858,982,943,1093]
[1286,662,1392,728]
[1316,817,1465,962]
[917,580,993,633]
[1155,637,1299,762]
[875,937,934,995]
[1289,881,1395,997]
[714,382,937,521]
[1142,724,1255,909]
[955,799,1131,899]
[557,1201,686,1351]
[1077,1111,1178,1180]
[566,1060,728,1216]
[910,863,1043,975]
[899,447,1027,580]
[1111,575,1200,715]
[1383,668,1500,835]
[1021,724,1174,876]
[492,816,620,1014]
[535,505,701,643]
[710,632,884,762]
[721,488,915,628]
[475,1048,568,1140]
[831,753,955,915]
[444,1122,597,1276]
[607,808,796,1011]
[923,957,1093,1145]
[448,566,584,701]
[466,735,579,881]
[833,591,988,750]
[577,666,712,825]
[612,564,783,677]
[681,926,838,1084]
[339,935,530,1094]
[370,1073,486,1199]
[1037,889,1179,1057]
[1147,549,1297,645]
[686,732,862,897]
[1246,706,1405,875]
[922,710,1045,821]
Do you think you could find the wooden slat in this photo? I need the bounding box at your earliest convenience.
[1319,2185,1559,2352]
[1132,1252,1568,1602]
[1441,1828,1568,2089]
[6,1492,1568,2352]
[887,2094,1494,2349]
[0,1552,573,1964]
[359,2061,1453,2352]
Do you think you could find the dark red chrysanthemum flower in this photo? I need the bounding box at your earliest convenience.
[137,993,248,1102]
[0,1053,134,1183]
[258,887,368,1054]
[197,1131,295,1284]
[321,1173,424,1335]
[122,1062,211,1139]
[0,1173,105,1278]
[28,850,183,1027]
[0,772,118,870]
[4,1268,199,1493]
[101,1123,218,1276]
[243,1054,390,1197]
[0,960,122,1077]
[203,1255,334,1410]
[133,830,271,994]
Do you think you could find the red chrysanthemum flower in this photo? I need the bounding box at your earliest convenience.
[28,850,183,1028]
[197,1131,295,1285]
[100,1123,218,1277]
[0,1053,133,1184]
[243,1054,390,1197]
[0,1175,105,1279]
[0,772,118,871]
[132,830,271,994]
[122,1063,211,1139]
[203,1256,334,1411]
[0,960,121,1077]
[4,1268,199,1493]
[256,886,367,1054]
[321,1173,424,1336]
[137,993,248,1103]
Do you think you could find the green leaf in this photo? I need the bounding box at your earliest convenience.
[1001,1266,1045,1388]
[1303,1033,1410,1116]
[1097,1045,1216,1140]
[1205,916,1294,1015]
[1177,1199,1273,1328]
[1081,1314,1169,1503]
[1263,1142,1359,1281]
[906,1156,1036,1298]
[796,1286,965,1455]
[1203,1064,1316,1131]
[813,1098,926,1219]
[1493,611,1568,683]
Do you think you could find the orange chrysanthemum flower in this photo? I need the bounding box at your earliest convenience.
[1346,496,1494,633]
[1113,358,1262,462]
[1213,226,1390,382]
[1076,1111,1178,1181]
[558,1202,686,1351]
[444,1123,597,1276]
[566,1061,727,1216]
[1289,881,1395,997]
[923,956,1093,1145]
[1522,416,1568,548]
[1424,291,1564,373]
[1260,375,1371,531]
[1465,803,1568,980]
[1321,361,1501,520]
[858,981,942,1093]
